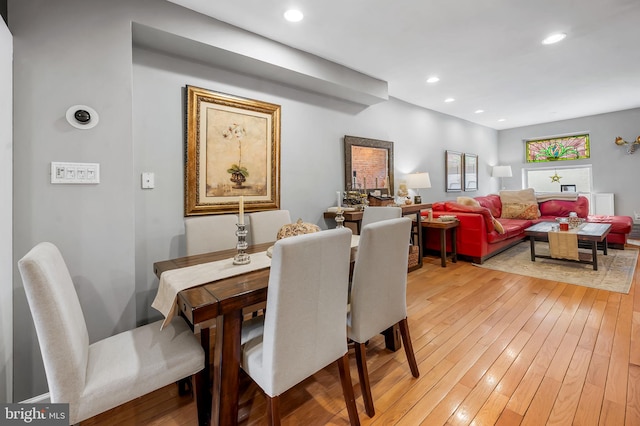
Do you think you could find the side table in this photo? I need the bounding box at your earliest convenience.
[422,219,459,267]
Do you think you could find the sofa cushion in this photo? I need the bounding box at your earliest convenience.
[486,219,532,243]
[475,194,502,218]
[457,196,505,234]
[587,215,633,234]
[442,202,495,233]
[499,188,541,220]
[539,197,589,218]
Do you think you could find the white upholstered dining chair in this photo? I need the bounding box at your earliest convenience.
[18,242,205,424]
[184,214,239,255]
[360,206,402,230]
[348,217,419,417]
[240,228,360,425]
[248,210,292,244]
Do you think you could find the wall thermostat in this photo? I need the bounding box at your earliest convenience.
[66,105,99,129]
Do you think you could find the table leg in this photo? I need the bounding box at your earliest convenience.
[592,241,598,271]
[415,212,423,268]
[529,237,536,262]
[382,324,401,351]
[603,237,608,256]
[451,227,457,263]
[439,228,447,267]
[212,310,243,426]
[196,327,211,426]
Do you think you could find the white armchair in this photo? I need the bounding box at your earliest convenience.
[18,242,205,424]
[360,206,402,230]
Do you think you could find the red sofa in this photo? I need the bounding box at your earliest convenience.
[422,194,633,264]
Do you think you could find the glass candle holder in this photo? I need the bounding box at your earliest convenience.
[233,223,251,265]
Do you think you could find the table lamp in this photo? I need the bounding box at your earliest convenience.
[492,165,512,190]
[406,172,431,204]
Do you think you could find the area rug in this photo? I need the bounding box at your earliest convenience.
[474,241,638,294]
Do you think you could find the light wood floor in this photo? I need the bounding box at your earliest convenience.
[82,246,640,425]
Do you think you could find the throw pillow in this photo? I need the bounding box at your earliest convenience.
[456,196,505,234]
[456,196,480,207]
[277,218,320,239]
[499,188,540,220]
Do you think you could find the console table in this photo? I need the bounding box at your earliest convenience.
[324,202,432,270]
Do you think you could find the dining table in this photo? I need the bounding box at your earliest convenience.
[152,236,395,426]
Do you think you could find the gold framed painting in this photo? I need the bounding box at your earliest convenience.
[185,86,281,216]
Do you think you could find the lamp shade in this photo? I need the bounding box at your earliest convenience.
[491,165,512,178]
[406,172,431,189]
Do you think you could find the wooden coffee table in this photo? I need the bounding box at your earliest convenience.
[524,222,612,270]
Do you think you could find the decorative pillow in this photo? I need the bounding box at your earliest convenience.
[276,218,320,240]
[455,197,505,234]
[456,196,480,207]
[499,188,540,219]
[442,202,495,233]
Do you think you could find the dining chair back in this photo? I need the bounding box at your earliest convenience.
[240,228,360,425]
[185,214,238,255]
[360,206,402,230]
[248,210,292,244]
[18,242,205,424]
[348,217,419,417]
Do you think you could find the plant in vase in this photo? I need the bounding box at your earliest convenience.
[223,123,249,188]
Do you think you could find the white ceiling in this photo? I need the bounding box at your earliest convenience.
[167,0,640,130]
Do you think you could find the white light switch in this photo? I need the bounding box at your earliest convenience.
[51,162,100,184]
[142,172,155,189]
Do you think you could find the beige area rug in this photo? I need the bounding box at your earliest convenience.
[474,241,638,294]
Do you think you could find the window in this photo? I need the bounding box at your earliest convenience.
[524,164,593,211]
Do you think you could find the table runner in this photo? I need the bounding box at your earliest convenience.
[152,252,272,328]
[548,230,579,261]
[152,235,360,328]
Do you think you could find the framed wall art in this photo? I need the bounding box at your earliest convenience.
[525,133,590,163]
[463,153,478,191]
[185,86,281,216]
[445,150,463,192]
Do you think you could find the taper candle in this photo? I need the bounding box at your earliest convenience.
[239,196,244,224]
[336,191,341,207]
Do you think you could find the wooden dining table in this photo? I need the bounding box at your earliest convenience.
[153,239,401,426]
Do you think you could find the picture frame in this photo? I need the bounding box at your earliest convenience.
[463,153,478,191]
[525,133,590,163]
[445,150,463,192]
[185,86,281,216]
[560,184,577,192]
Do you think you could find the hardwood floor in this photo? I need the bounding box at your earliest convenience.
[81,246,640,425]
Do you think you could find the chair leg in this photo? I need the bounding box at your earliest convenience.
[337,353,361,426]
[354,341,375,417]
[399,318,420,378]
[266,394,281,426]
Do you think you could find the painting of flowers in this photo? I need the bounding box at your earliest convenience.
[185,86,281,216]
[525,134,590,163]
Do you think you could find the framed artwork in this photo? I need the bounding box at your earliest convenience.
[525,133,590,163]
[560,184,577,192]
[463,153,478,191]
[445,150,463,192]
[185,86,281,216]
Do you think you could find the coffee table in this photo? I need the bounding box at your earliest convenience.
[523,222,612,271]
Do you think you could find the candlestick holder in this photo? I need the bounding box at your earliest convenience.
[233,223,251,265]
[335,209,345,228]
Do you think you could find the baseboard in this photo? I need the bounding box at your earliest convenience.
[21,392,50,404]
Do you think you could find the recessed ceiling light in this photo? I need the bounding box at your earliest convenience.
[498,118,506,122]
[284,9,304,22]
[475,109,484,114]
[542,32,566,45]
[444,98,455,103]
[426,76,440,84]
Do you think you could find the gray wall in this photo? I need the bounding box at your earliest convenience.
[1,17,12,403]
[498,108,640,217]
[11,0,497,400]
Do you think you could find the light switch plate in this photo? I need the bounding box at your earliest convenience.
[51,162,100,184]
